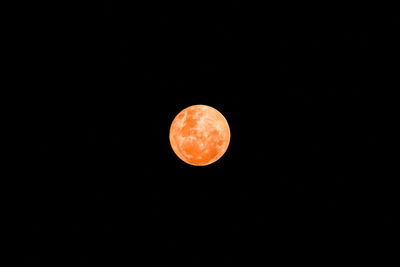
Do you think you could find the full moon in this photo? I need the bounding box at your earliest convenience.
[169,104,231,166]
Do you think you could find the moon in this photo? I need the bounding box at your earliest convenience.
[169,104,231,166]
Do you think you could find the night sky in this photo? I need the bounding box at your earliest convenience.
[17,1,396,266]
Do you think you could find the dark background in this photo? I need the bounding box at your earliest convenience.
[16,1,396,266]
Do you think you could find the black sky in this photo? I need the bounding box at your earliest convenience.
[16,1,397,266]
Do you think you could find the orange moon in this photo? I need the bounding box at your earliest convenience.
[169,104,231,166]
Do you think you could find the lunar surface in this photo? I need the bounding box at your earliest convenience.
[169,104,230,166]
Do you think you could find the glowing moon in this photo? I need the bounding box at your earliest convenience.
[169,104,231,166]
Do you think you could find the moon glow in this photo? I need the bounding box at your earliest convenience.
[169,104,231,166]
